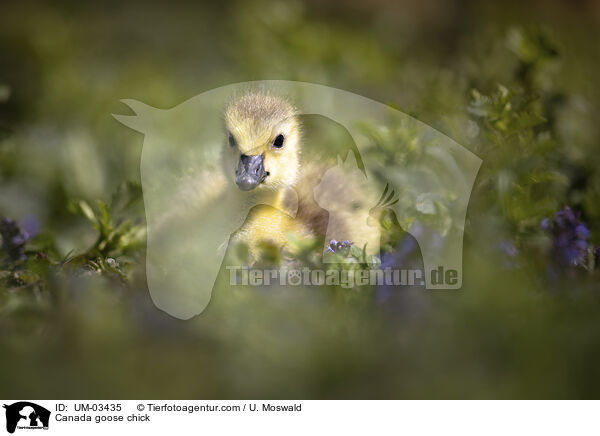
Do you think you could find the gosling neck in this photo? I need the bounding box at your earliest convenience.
[232,184,298,218]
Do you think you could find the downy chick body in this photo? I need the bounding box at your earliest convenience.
[223,92,380,261]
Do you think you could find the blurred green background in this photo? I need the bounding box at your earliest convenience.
[1,0,600,398]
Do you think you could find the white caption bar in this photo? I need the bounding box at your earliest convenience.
[1,400,598,435]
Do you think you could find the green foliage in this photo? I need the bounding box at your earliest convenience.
[468,84,568,228]
[64,182,145,281]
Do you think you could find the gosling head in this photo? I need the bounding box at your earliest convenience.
[223,93,301,192]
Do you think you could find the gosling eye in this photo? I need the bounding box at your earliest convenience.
[228,132,236,148]
[272,134,285,149]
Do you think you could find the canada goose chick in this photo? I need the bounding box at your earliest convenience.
[223,93,308,258]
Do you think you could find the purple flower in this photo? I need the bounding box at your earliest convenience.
[575,224,590,240]
[376,233,427,317]
[542,206,590,267]
[20,214,41,238]
[327,239,353,254]
[497,240,519,269]
[380,235,418,270]
[540,218,551,231]
[498,240,518,258]
[0,217,29,262]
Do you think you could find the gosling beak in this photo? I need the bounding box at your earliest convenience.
[235,153,267,191]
